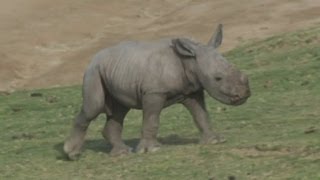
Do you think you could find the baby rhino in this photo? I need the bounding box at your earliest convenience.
[64,24,251,160]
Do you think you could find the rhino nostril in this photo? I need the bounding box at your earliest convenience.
[231,94,241,102]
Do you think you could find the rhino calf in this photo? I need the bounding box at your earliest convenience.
[64,24,251,159]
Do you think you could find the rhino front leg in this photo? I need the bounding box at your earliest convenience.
[136,94,165,153]
[102,102,131,156]
[182,91,226,144]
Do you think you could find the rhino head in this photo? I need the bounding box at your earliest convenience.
[172,24,251,106]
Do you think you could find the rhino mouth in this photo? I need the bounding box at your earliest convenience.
[219,92,250,106]
[230,96,248,106]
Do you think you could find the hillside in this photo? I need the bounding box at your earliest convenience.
[1,0,320,91]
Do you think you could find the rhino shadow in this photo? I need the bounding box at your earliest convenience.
[54,134,197,160]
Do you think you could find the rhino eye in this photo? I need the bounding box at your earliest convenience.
[215,77,222,81]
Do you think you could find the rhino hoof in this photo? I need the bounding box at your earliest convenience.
[110,145,132,157]
[64,140,83,161]
[67,152,82,161]
[136,140,161,153]
[200,134,226,144]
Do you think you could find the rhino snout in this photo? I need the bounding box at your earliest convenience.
[231,85,251,105]
[239,73,250,97]
[234,88,250,100]
[240,73,249,84]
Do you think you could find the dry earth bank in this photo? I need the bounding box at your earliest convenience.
[1,0,320,91]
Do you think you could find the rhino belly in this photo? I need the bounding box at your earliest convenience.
[107,82,142,109]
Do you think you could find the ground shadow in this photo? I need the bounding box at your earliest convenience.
[54,134,198,160]
[158,134,198,145]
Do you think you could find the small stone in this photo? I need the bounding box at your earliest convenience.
[304,126,317,134]
[11,107,22,112]
[263,80,272,88]
[0,91,10,96]
[30,92,43,97]
[216,107,227,113]
[300,81,309,86]
[46,96,58,103]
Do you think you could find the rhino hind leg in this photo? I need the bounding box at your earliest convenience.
[64,70,105,160]
[101,100,131,156]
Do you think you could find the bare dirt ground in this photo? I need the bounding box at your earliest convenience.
[1,0,320,91]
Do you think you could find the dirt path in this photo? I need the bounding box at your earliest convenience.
[1,0,320,91]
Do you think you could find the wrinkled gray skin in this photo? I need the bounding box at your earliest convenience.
[64,24,251,160]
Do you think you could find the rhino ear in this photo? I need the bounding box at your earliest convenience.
[208,24,223,48]
[172,38,196,57]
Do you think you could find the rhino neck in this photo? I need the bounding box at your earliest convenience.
[181,59,202,94]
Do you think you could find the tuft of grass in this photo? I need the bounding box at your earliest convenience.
[1,26,320,180]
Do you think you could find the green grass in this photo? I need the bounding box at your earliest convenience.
[1,26,320,180]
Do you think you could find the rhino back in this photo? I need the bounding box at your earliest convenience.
[92,39,188,108]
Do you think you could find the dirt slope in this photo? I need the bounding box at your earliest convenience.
[1,0,320,91]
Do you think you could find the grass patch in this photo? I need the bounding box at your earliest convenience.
[1,26,320,179]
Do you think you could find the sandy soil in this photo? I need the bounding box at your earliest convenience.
[1,0,320,91]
